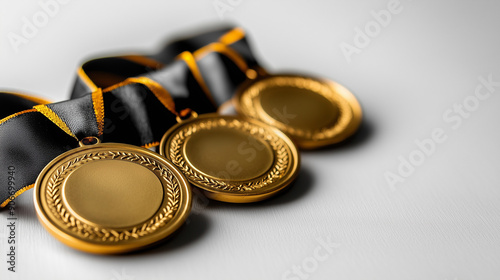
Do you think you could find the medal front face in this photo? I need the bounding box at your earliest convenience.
[34,143,191,254]
[234,74,363,149]
[160,114,300,203]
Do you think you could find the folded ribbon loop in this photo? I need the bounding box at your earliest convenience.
[0,26,262,208]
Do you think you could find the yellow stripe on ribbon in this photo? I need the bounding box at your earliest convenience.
[219,27,245,45]
[103,76,178,116]
[77,67,99,92]
[34,105,78,140]
[143,141,160,149]
[6,92,51,105]
[121,55,164,69]
[194,42,249,73]
[177,51,216,106]
[0,184,34,208]
[91,88,105,136]
[0,109,37,126]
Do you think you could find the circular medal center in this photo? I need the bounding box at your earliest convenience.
[259,85,339,131]
[184,127,274,181]
[63,160,163,228]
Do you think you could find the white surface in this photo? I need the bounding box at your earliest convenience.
[1,0,500,279]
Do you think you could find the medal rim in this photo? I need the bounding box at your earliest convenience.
[233,73,363,149]
[33,142,192,254]
[159,113,300,203]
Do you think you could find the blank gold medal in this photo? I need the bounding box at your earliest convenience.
[160,114,300,203]
[34,142,191,254]
[235,74,363,149]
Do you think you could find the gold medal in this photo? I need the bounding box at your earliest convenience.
[34,137,191,254]
[234,74,362,149]
[160,113,300,203]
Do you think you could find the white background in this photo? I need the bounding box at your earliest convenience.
[1,0,500,279]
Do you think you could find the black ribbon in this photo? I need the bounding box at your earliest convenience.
[0,27,262,207]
